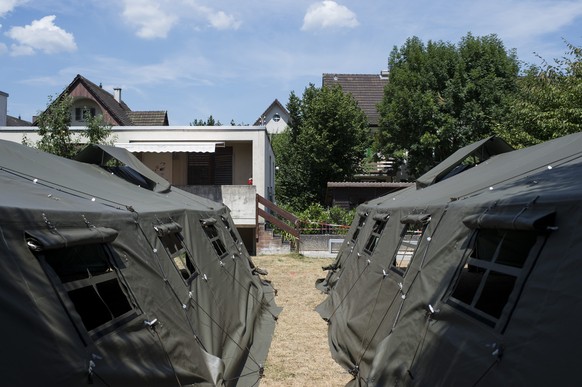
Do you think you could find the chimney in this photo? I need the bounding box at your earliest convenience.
[113,87,122,103]
[0,90,8,127]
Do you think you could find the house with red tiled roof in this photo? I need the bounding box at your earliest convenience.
[322,71,389,128]
[35,74,168,126]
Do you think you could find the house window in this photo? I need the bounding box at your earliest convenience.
[449,229,537,327]
[364,217,387,255]
[32,242,138,339]
[187,147,233,185]
[272,113,281,122]
[351,213,367,243]
[155,222,197,284]
[200,218,228,258]
[75,107,96,122]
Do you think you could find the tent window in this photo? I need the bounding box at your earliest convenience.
[351,214,367,243]
[449,229,537,327]
[158,231,198,283]
[35,243,138,339]
[221,215,239,244]
[391,223,427,275]
[200,221,228,258]
[364,219,387,255]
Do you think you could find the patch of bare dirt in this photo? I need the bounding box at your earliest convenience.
[252,254,353,387]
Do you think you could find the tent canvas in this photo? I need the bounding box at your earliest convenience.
[0,140,280,386]
[316,132,582,386]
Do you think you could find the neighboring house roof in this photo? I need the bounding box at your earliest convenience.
[127,111,169,126]
[36,74,168,126]
[6,115,32,126]
[254,99,289,126]
[322,73,388,127]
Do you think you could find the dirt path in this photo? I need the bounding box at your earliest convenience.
[252,254,353,387]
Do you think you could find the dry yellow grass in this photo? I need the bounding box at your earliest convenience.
[252,254,353,387]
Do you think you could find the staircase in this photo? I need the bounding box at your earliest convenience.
[256,227,291,255]
[255,194,299,255]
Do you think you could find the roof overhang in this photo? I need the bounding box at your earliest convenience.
[114,142,224,153]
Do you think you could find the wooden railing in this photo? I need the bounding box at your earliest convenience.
[256,194,300,243]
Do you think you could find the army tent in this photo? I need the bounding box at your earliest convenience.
[0,140,280,386]
[316,133,582,386]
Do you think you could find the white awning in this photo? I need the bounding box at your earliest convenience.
[115,142,220,153]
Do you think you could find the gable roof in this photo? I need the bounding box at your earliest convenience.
[322,73,388,127]
[254,98,289,125]
[127,111,169,126]
[37,74,169,126]
[67,74,134,125]
[6,115,32,126]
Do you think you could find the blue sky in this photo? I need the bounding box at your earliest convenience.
[1,0,581,125]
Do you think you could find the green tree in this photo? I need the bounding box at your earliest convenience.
[274,84,369,211]
[33,94,78,158]
[376,33,519,177]
[24,95,115,158]
[495,41,582,147]
[190,115,222,126]
[83,114,114,145]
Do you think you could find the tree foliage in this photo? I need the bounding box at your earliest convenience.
[190,115,222,126]
[33,94,77,158]
[274,84,369,211]
[376,33,519,177]
[495,41,582,147]
[25,94,115,158]
[83,113,113,145]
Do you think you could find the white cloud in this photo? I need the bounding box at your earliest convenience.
[0,0,27,18]
[119,0,242,38]
[121,0,177,39]
[485,1,582,40]
[0,42,7,55]
[6,15,77,56]
[302,1,359,31]
[207,10,241,30]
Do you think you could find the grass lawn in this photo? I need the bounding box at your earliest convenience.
[252,254,353,387]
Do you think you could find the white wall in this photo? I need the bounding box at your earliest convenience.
[0,91,8,127]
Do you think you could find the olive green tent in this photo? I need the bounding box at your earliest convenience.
[0,140,280,386]
[317,134,582,386]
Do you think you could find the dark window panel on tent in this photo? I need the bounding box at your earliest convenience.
[351,212,368,243]
[32,242,139,341]
[364,215,388,255]
[221,215,239,244]
[449,229,539,328]
[155,222,198,284]
[200,219,228,259]
[390,223,427,276]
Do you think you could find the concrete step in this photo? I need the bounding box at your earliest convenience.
[256,228,291,255]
